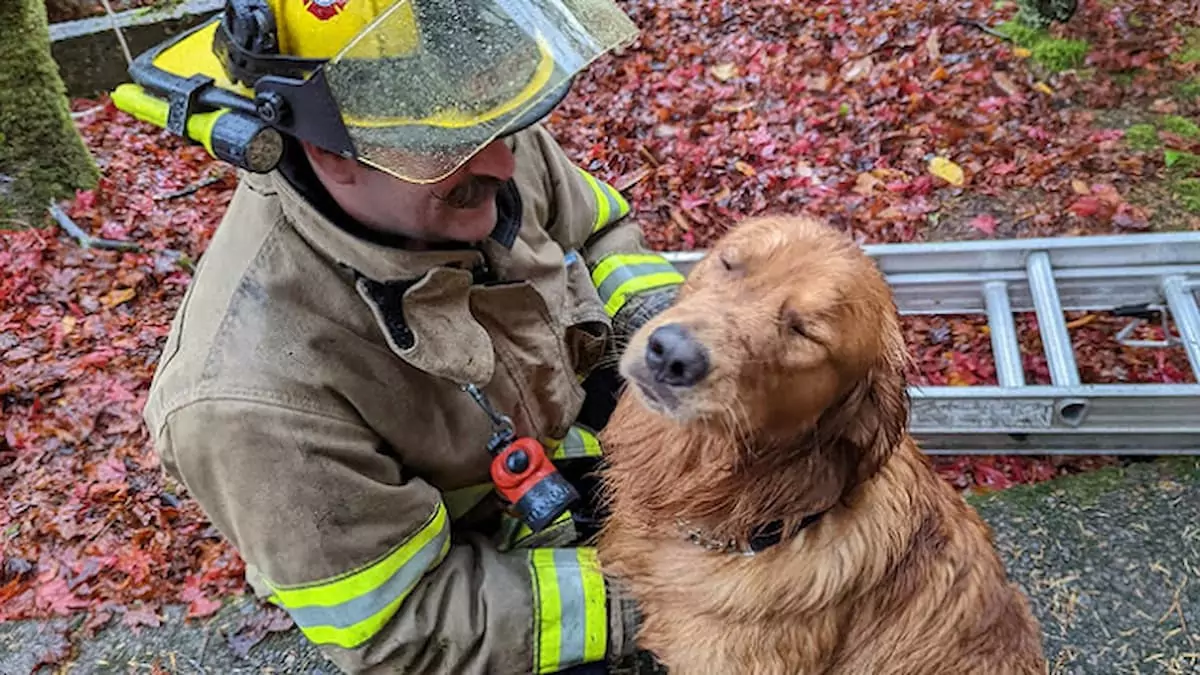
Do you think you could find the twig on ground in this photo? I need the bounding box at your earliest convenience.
[155,175,223,201]
[71,105,107,121]
[183,655,209,675]
[48,202,143,252]
[98,0,134,66]
[198,627,211,669]
[955,17,1015,42]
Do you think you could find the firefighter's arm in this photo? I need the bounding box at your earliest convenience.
[515,125,683,338]
[154,397,637,675]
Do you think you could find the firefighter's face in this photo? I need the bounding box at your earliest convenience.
[304,139,517,245]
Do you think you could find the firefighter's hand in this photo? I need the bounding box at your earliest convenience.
[611,285,680,340]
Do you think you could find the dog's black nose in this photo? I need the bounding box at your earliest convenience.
[645,324,709,387]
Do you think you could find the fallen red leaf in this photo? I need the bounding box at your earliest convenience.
[1068,196,1106,219]
[186,594,223,619]
[123,606,164,632]
[226,604,295,658]
[969,214,998,235]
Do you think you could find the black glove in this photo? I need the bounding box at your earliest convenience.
[611,285,680,341]
[575,285,680,433]
[555,664,608,675]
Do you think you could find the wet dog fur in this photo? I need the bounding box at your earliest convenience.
[595,215,1047,675]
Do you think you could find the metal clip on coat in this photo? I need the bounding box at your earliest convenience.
[462,384,579,533]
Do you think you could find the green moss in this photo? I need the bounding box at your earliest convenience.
[1125,123,1161,151]
[1156,456,1200,481]
[1174,28,1200,64]
[997,20,1044,47]
[996,20,1090,73]
[1032,37,1090,72]
[0,0,99,223]
[968,463,1130,513]
[1173,177,1200,213]
[1111,70,1139,87]
[1177,80,1200,101]
[1160,115,1200,139]
[1165,150,1200,175]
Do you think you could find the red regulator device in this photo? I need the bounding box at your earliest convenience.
[462,384,579,532]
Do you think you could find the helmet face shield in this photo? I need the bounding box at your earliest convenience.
[113,0,638,182]
[323,0,639,183]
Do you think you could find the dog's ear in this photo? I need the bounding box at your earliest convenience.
[822,324,911,487]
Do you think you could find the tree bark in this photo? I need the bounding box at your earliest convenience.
[0,0,99,224]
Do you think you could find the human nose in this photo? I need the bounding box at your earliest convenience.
[465,140,516,181]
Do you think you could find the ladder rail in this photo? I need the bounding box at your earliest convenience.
[661,231,1200,276]
[915,434,1200,455]
[908,383,1200,432]
[886,264,1200,314]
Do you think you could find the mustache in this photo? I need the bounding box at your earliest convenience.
[435,175,506,209]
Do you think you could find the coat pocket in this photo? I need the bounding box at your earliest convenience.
[469,280,586,442]
[355,267,497,387]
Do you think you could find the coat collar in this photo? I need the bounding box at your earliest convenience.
[267,141,523,284]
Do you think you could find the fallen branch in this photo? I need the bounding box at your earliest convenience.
[48,201,198,273]
[955,17,1017,42]
[48,201,143,252]
[70,104,107,120]
[155,174,223,201]
[98,0,133,66]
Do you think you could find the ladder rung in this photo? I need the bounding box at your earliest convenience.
[1163,276,1200,380]
[983,281,1024,387]
[1026,251,1081,387]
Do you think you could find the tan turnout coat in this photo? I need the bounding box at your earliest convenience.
[142,124,683,674]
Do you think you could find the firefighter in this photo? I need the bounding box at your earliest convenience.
[122,1,681,673]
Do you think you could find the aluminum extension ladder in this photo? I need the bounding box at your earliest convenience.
[662,232,1200,455]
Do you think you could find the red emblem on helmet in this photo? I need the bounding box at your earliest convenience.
[304,0,347,20]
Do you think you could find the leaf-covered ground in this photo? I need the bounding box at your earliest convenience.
[45,0,169,24]
[3,0,1199,658]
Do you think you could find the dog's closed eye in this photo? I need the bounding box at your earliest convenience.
[783,309,813,341]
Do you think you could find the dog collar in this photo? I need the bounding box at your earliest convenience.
[675,509,829,556]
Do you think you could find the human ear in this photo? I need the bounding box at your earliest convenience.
[301,141,359,186]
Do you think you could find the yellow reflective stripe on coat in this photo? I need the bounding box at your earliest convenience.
[530,547,608,673]
[591,252,686,317]
[262,502,451,649]
[576,167,630,233]
[550,426,603,460]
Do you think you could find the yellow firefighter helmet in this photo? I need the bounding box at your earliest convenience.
[111,0,639,183]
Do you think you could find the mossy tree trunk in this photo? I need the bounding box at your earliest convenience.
[0,0,100,225]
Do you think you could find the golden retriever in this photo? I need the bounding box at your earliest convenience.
[595,215,1046,675]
